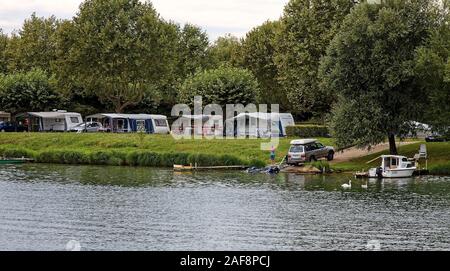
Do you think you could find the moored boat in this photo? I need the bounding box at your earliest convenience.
[368,155,416,178]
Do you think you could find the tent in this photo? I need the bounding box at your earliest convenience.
[86,113,170,134]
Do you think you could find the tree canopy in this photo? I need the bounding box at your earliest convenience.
[276,0,356,118]
[0,69,60,115]
[0,0,449,142]
[241,21,289,110]
[0,30,8,74]
[320,0,439,154]
[208,34,243,68]
[177,24,211,79]
[63,0,179,113]
[415,1,450,134]
[179,66,259,107]
[5,14,59,73]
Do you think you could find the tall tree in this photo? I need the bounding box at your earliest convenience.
[208,34,243,68]
[177,24,211,79]
[276,0,356,118]
[0,30,8,74]
[66,0,178,113]
[320,0,439,154]
[179,66,259,106]
[0,69,60,115]
[241,21,289,110]
[415,0,450,134]
[6,14,59,73]
[52,20,96,114]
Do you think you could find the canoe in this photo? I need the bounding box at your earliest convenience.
[0,158,34,165]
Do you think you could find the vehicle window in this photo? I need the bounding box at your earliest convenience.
[392,158,398,166]
[316,143,324,149]
[290,146,304,153]
[136,120,146,132]
[154,119,167,127]
[305,144,313,151]
[71,117,80,123]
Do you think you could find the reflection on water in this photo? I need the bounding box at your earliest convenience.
[0,164,449,251]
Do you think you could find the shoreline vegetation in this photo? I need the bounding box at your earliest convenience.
[0,133,448,175]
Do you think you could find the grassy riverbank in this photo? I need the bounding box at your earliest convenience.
[0,133,448,175]
[0,133,333,168]
[333,142,450,175]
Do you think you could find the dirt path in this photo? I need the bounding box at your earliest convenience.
[331,141,420,164]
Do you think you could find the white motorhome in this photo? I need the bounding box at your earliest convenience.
[27,111,83,132]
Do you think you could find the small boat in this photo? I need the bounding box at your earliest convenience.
[368,155,416,178]
[174,164,248,172]
[0,157,34,165]
[173,164,195,171]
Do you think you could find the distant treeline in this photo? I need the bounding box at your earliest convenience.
[0,0,449,153]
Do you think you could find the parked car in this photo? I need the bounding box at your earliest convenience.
[70,122,103,133]
[287,139,335,165]
[0,121,28,132]
[425,134,447,142]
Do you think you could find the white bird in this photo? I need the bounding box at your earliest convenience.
[341,180,352,189]
[361,181,368,189]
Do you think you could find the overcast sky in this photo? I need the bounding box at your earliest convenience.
[0,0,289,40]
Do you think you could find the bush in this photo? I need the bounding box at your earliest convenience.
[429,162,450,175]
[285,125,330,138]
[0,147,35,158]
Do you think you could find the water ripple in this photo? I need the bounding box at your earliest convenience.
[0,164,449,251]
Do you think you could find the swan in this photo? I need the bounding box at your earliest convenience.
[361,181,368,189]
[341,180,352,189]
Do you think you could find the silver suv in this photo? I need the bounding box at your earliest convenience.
[287,139,335,165]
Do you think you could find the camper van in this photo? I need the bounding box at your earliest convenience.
[229,113,295,138]
[27,111,83,132]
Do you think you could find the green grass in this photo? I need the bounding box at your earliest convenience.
[1,133,447,175]
[332,142,450,175]
[0,133,334,168]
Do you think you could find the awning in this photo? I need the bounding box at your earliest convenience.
[232,113,284,120]
[28,112,68,118]
[87,113,167,120]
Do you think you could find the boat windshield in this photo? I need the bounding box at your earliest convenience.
[290,145,304,153]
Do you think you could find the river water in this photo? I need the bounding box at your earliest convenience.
[0,164,449,251]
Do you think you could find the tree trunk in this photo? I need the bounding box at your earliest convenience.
[388,134,398,155]
[115,104,124,113]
